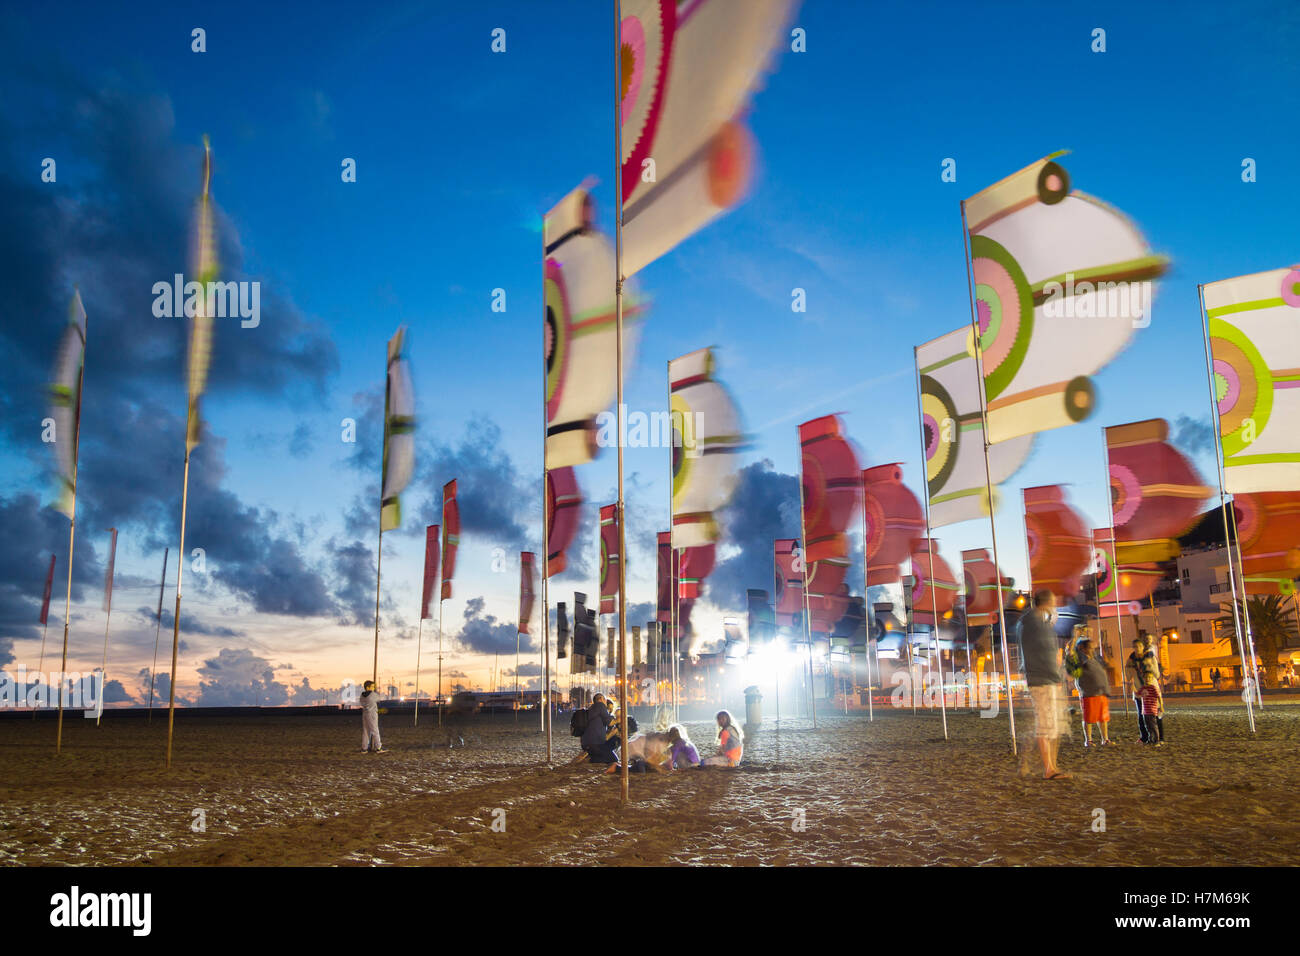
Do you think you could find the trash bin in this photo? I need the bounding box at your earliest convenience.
[744,685,762,729]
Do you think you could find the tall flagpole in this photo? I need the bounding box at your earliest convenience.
[959,200,1016,754]
[860,494,874,722]
[541,228,553,760]
[795,444,818,729]
[913,350,949,739]
[437,596,445,727]
[613,0,629,803]
[97,527,117,727]
[55,291,86,755]
[413,617,424,726]
[36,554,55,721]
[165,446,191,769]
[1197,284,1256,732]
[1226,501,1262,707]
[372,520,384,688]
[148,547,168,721]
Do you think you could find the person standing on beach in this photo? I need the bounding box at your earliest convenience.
[1015,590,1071,779]
[1126,637,1158,743]
[359,680,386,753]
[1137,673,1165,746]
[1072,639,1113,746]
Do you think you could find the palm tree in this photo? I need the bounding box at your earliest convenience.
[1216,594,1300,686]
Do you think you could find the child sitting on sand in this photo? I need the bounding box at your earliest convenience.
[666,724,700,769]
[1071,639,1113,746]
[1137,674,1165,747]
[701,710,743,767]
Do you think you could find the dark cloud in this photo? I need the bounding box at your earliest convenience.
[453,596,527,656]
[193,647,289,707]
[136,605,242,639]
[0,493,104,642]
[709,460,801,609]
[102,678,134,704]
[413,417,530,547]
[328,537,377,627]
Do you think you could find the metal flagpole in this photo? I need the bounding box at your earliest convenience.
[515,625,521,722]
[55,297,86,755]
[165,447,191,769]
[413,618,424,726]
[97,527,117,726]
[668,362,678,726]
[903,573,917,715]
[148,547,168,721]
[614,0,629,803]
[1197,284,1256,732]
[372,519,384,688]
[959,199,1016,755]
[913,349,949,739]
[861,517,873,721]
[541,230,552,759]
[1226,501,1263,707]
[437,596,445,727]
[796,443,818,729]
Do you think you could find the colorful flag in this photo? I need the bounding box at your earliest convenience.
[1093,527,1162,618]
[1232,492,1300,595]
[772,538,803,627]
[518,551,536,634]
[1204,266,1300,493]
[862,463,924,585]
[916,329,1033,526]
[421,524,440,620]
[805,556,850,636]
[670,348,743,548]
[606,626,616,670]
[799,415,860,563]
[1022,485,1091,599]
[619,0,795,276]
[909,539,959,626]
[655,531,674,623]
[599,504,620,614]
[556,601,569,660]
[49,289,87,517]
[440,480,459,601]
[103,528,118,614]
[678,544,715,601]
[965,153,1167,444]
[1105,419,1211,566]
[39,554,55,626]
[186,138,218,451]
[544,186,644,469]
[546,467,583,577]
[959,548,1008,627]
[631,625,642,666]
[380,327,415,531]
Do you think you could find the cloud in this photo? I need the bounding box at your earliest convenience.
[136,605,243,638]
[412,417,531,547]
[708,460,801,609]
[0,493,104,642]
[102,679,135,704]
[193,647,290,707]
[454,596,531,656]
[1172,414,1216,456]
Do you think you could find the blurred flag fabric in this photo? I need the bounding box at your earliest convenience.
[39,554,56,626]
[421,524,440,620]
[1231,492,1300,595]
[599,504,620,614]
[546,467,582,577]
[965,152,1168,444]
[102,528,118,613]
[544,185,643,469]
[519,551,536,633]
[861,463,924,585]
[440,480,459,600]
[772,538,803,628]
[379,327,415,531]
[49,289,87,517]
[186,138,218,452]
[1022,485,1091,600]
[916,329,1033,526]
[619,0,796,277]
[1204,266,1300,493]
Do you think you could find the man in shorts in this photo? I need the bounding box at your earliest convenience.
[1016,590,1071,779]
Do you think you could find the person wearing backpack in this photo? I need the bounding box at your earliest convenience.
[579,693,618,764]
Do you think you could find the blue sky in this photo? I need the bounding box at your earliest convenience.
[1,0,1296,703]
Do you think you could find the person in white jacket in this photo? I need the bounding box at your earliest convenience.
[359,680,386,753]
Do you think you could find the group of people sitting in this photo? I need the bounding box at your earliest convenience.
[576,693,743,773]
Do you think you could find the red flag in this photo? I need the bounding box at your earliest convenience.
[1023,485,1091,600]
[799,415,861,563]
[39,554,55,625]
[599,505,619,614]
[421,524,440,620]
[656,531,673,623]
[862,463,924,585]
[678,544,715,600]
[519,551,536,634]
[440,480,459,601]
[102,528,118,614]
[546,467,582,577]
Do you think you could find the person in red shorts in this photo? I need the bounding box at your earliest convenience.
[1072,639,1114,746]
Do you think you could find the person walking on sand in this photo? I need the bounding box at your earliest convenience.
[1126,637,1158,743]
[1016,590,1071,779]
[359,680,386,753]
[701,710,743,767]
[1071,639,1113,746]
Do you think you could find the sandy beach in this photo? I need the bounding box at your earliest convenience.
[2,699,1297,867]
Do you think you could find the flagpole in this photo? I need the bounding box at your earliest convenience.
[1226,500,1262,707]
[437,597,444,727]
[55,291,86,755]
[795,440,818,729]
[413,617,424,726]
[97,528,116,727]
[165,446,191,769]
[613,0,630,803]
[36,554,54,722]
[148,547,168,721]
[541,228,553,762]
[913,349,949,739]
[959,199,1017,755]
[1197,284,1256,731]
[860,497,874,722]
